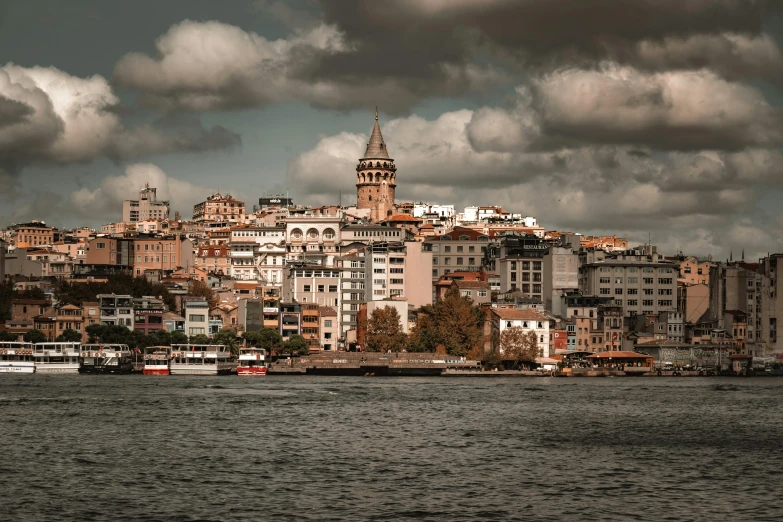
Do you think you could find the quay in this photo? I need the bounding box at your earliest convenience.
[268,352,481,376]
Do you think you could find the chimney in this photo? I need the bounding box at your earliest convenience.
[175,211,180,221]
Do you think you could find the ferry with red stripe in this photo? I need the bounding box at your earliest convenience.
[143,346,171,375]
[0,342,35,374]
[237,348,268,376]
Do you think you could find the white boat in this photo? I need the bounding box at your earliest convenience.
[33,342,81,374]
[237,347,268,376]
[143,346,171,375]
[79,344,135,374]
[170,344,236,375]
[0,342,36,374]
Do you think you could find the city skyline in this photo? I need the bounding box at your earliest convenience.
[2,1,783,261]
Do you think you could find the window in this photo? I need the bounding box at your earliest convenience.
[390,279,404,285]
[457,246,463,253]
[469,246,475,253]
[533,273,542,282]
[432,269,438,277]
[444,246,451,253]
[433,257,438,264]
[600,288,611,295]
[478,290,487,297]
[642,300,653,306]
[627,288,638,295]
[96,242,106,249]
[304,285,311,292]
[643,289,654,295]
[469,258,476,265]
[522,273,530,282]
[615,278,623,284]
[658,278,673,285]
[457,258,463,265]
[615,288,623,295]
[444,258,450,265]
[522,261,530,270]
[643,278,654,284]
[533,262,542,271]
[511,261,517,270]
[329,285,337,292]
[533,284,541,293]
[511,272,517,282]
[318,285,325,292]
[627,300,637,306]
[628,277,638,284]
[522,284,530,293]
[189,314,205,322]
[600,277,611,284]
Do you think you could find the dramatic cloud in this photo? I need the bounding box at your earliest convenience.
[288,107,783,259]
[466,66,783,152]
[113,20,504,113]
[0,64,240,174]
[67,163,214,222]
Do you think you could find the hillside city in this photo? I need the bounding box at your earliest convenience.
[1,113,779,369]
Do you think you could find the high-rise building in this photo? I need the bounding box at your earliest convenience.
[356,108,396,221]
[122,183,170,223]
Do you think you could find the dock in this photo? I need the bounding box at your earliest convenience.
[268,352,481,376]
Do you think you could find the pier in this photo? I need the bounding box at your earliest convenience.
[268,352,481,376]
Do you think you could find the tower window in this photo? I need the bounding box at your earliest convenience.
[369,196,372,201]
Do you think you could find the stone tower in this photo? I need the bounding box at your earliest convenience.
[356,108,396,221]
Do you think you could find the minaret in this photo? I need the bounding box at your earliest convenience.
[356,107,396,221]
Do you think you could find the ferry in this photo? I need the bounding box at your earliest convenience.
[79,344,134,374]
[0,342,36,374]
[237,347,268,376]
[143,346,171,375]
[33,342,81,373]
[170,344,236,376]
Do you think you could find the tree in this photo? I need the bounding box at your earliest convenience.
[410,287,485,356]
[258,328,283,352]
[242,330,262,347]
[145,329,172,347]
[55,329,82,342]
[170,331,188,345]
[187,280,218,309]
[284,334,309,356]
[498,328,540,370]
[0,331,19,342]
[366,306,408,353]
[214,329,240,356]
[55,274,175,310]
[23,329,47,344]
[190,334,210,345]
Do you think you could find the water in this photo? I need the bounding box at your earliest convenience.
[1,376,781,521]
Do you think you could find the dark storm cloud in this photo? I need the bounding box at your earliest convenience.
[0,95,33,127]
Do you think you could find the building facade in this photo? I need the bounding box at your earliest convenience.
[122,183,170,223]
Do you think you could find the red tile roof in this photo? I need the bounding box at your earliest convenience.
[492,308,547,321]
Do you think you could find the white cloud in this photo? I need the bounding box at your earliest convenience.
[68,163,213,222]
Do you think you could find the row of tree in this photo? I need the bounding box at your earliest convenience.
[364,287,544,369]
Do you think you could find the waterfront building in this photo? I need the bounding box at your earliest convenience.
[425,227,493,281]
[490,308,551,358]
[98,294,134,328]
[184,298,209,337]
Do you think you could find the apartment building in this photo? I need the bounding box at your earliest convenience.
[122,183,169,223]
[193,193,246,223]
[490,308,551,358]
[487,234,550,298]
[709,261,762,352]
[679,256,712,286]
[133,296,166,335]
[285,215,342,263]
[228,225,286,283]
[98,294,134,328]
[133,236,195,277]
[86,237,135,266]
[184,298,209,336]
[337,254,367,340]
[579,260,678,317]
[12,222,55,247]
[425,227,493,281]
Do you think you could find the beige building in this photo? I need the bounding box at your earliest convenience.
[356,109,396,221]
[364,241,432,308]
[679,256,712,286]
[425,227,493,281]
[193,193,246,223]
[122,183,169,223]
[132,236,194,277]
[678,282,709,324]
[319,306,339,351]
[579,261,678,317]
[85,237,135,266]
[14,223,54,247]
[285,216,341,263]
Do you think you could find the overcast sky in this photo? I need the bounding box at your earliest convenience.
[1,0,783,261]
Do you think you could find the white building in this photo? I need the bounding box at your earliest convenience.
[184,298,209,337]
[491,308,551,358]
[229,226,287,283]
[122,183,170,223]
[285,216,342,264]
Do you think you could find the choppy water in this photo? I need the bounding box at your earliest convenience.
[1,375,781,521]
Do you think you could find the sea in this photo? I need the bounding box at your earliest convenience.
[1,375,781,521]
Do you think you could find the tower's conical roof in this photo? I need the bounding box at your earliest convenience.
[363,107,390,159]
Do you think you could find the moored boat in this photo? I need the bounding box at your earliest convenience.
[33,342,81,374]
[79,344,134,374]
[143,346,171,375]
[0,342,36,374]
[170,344,236,375]
[237,347,268,376]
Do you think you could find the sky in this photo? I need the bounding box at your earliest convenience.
[1,0,783,261]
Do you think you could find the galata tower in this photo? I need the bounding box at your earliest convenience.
[356,108,396,221]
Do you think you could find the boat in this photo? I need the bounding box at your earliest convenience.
[143,346,171,375]
[33,342,81,374]
[79,344,134,374]
[170,344,236,375]
[237,347,268,376]
[0,342,36,374]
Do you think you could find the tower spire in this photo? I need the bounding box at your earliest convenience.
[375,106,378,121]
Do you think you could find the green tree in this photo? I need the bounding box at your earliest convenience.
[0,331,19,342]
[54,274,176,310]
[170,331,188,345]
[258,328,283,352]
[55,329,82,342]
[242,330,262,347]
[410,287,485,356]
[23,329,47,343]
[366,306,408,353]
[190,334,210,345]
[187,280,218,309]
[145,329,172,347]
[284,334,309,356]
[214,328,240,356]
[498,328,540,370]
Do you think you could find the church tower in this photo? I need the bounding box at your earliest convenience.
[356,108,396,221]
